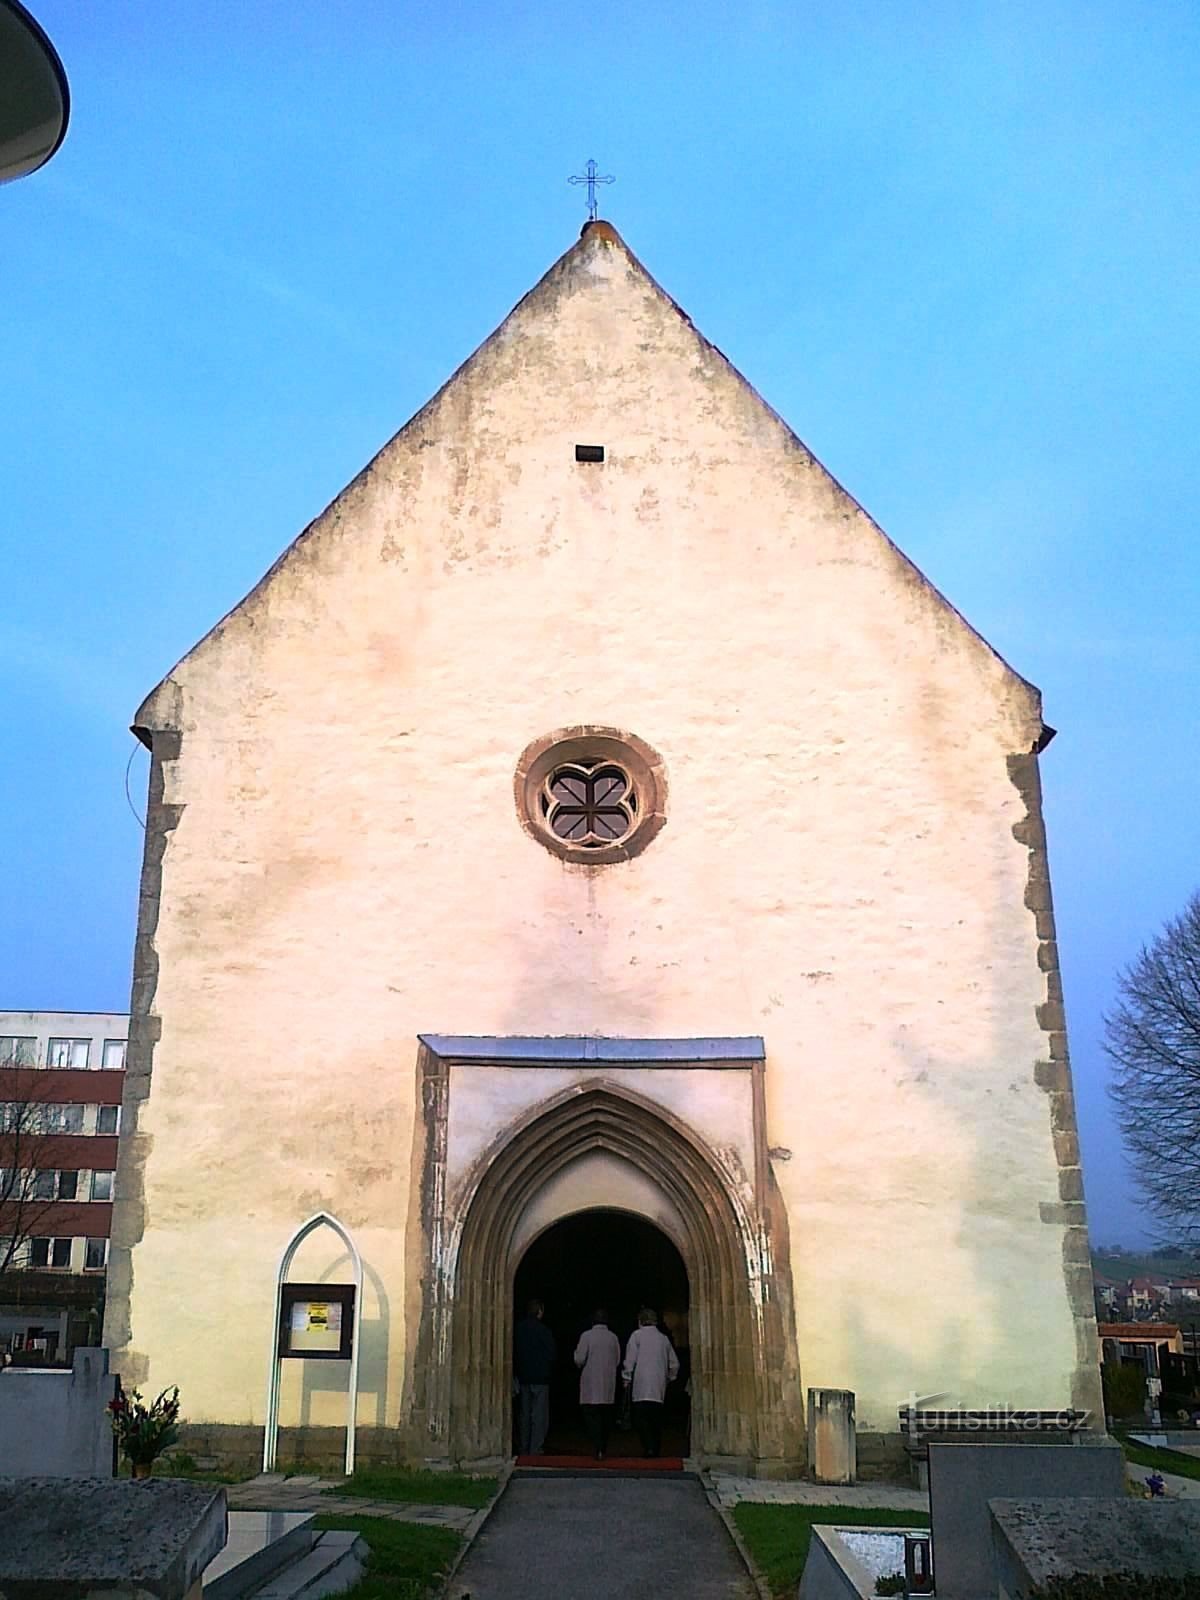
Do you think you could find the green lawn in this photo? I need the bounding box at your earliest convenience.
[732,1503,930,1598]
[1117,1432,1200,1483]
[322,1466,498,1509]
[312,1515,461,1600]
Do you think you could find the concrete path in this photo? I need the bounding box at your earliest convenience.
[450,1476,756,1599]
[1126,1459,1200,1501]
[226,1474,476,1529]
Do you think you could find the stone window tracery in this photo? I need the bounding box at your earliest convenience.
[543,761,636,846]
[515,728,667,864]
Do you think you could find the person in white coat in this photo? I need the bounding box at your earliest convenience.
[622,1306,680,1458]
[573,1308,621,1459]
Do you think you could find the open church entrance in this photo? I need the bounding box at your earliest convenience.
[436,1075,795,1468]
[513,1209,690,1459]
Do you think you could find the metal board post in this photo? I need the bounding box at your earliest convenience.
[263,1212,364,1476]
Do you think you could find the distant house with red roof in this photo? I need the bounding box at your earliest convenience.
[1098,1322,1183,1361]
[1127,1276,1165,1310]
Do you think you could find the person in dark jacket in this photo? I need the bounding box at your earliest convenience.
[514,1298,557,1454]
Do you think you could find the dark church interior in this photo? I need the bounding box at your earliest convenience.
[512,1209,691,1459]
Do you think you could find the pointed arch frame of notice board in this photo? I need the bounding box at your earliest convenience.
[263,1211,364,1475]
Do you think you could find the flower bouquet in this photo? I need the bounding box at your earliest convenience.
[108,1384,181,1477]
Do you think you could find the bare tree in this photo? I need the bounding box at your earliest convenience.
[0,1057,79,1274]
[1107,891,1200,1244]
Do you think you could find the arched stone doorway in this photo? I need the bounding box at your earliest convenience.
[424,1077,801,1470]
[513,1209,691,1456]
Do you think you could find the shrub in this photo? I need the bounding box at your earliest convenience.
[1101,1362,1147,1420]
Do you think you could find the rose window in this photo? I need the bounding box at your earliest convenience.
[542,762,637,847]
[515,728,667,863]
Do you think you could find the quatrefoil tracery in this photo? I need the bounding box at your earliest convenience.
[542,761,637,847]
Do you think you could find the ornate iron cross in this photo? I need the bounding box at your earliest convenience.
[568,158,615,221]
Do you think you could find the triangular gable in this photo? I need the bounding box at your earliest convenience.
[134,221,1044,742]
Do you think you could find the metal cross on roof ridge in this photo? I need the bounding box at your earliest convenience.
[568,157,615,221]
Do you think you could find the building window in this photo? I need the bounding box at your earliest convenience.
[0,1036,36,1066]
[31,1170,78,1201]
[101,1040,126,1071]
[90,1170,114,1202]
[84,1237,108,1271]
[47,1038,90,1070]
[2,1103,83,1135]
[27,1237,74,1271]
[514,728,669,865]
[96,1104,120,1135]
[43,1103,84,1135]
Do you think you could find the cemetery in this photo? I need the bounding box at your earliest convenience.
[5,1351,1200,1598]
[789,1434,1200,1598]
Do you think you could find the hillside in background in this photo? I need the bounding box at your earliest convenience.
[1093,1247,1200,1280]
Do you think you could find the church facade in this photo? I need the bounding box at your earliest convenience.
[105,221,1101,1473]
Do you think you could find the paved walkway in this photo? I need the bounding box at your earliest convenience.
[1126,1460,1200,1501]
[226,1474,477,1530]
[450,1476,756,1599]
[709,1471,928,1512]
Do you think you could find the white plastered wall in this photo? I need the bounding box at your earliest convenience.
[444,1062,757,1208]
[114,225,1082,1434]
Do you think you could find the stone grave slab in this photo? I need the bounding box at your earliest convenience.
[201,1511,313,1600]
[990,1497,1200,1595]
[0,1477,226,1600]
[927,1440,1125,1599]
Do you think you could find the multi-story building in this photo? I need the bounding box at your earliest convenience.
[0,1010,127,1362]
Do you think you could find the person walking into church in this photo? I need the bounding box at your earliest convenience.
[574,1307,620,1459]
[514,1298,556,1455]
[622,1306,679,1458]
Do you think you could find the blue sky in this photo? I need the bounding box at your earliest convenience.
[4,1,1197,1244]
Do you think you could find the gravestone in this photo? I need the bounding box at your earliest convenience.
[927,1440,1125,1599]
[807,1388,856,1485]
[990,1498,1200,1596]
[0,1477,226,1600]
[0,1347,118,1476]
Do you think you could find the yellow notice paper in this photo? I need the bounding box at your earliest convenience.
[289,1299,343,1353]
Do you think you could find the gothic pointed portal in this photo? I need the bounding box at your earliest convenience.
[409,1041,804,1472]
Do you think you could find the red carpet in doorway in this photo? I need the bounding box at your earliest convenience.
[516,1454,684,1471]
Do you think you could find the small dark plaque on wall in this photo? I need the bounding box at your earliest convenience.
[278,1282,355,1361]
[575,443,605,462]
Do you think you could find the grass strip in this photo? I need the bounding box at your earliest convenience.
[1117,1432,1200,1483]
[322,1466,497,1508]
[732,1503,930,1598]
[312,1514,462,1600]
[131,1459,255,1485]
